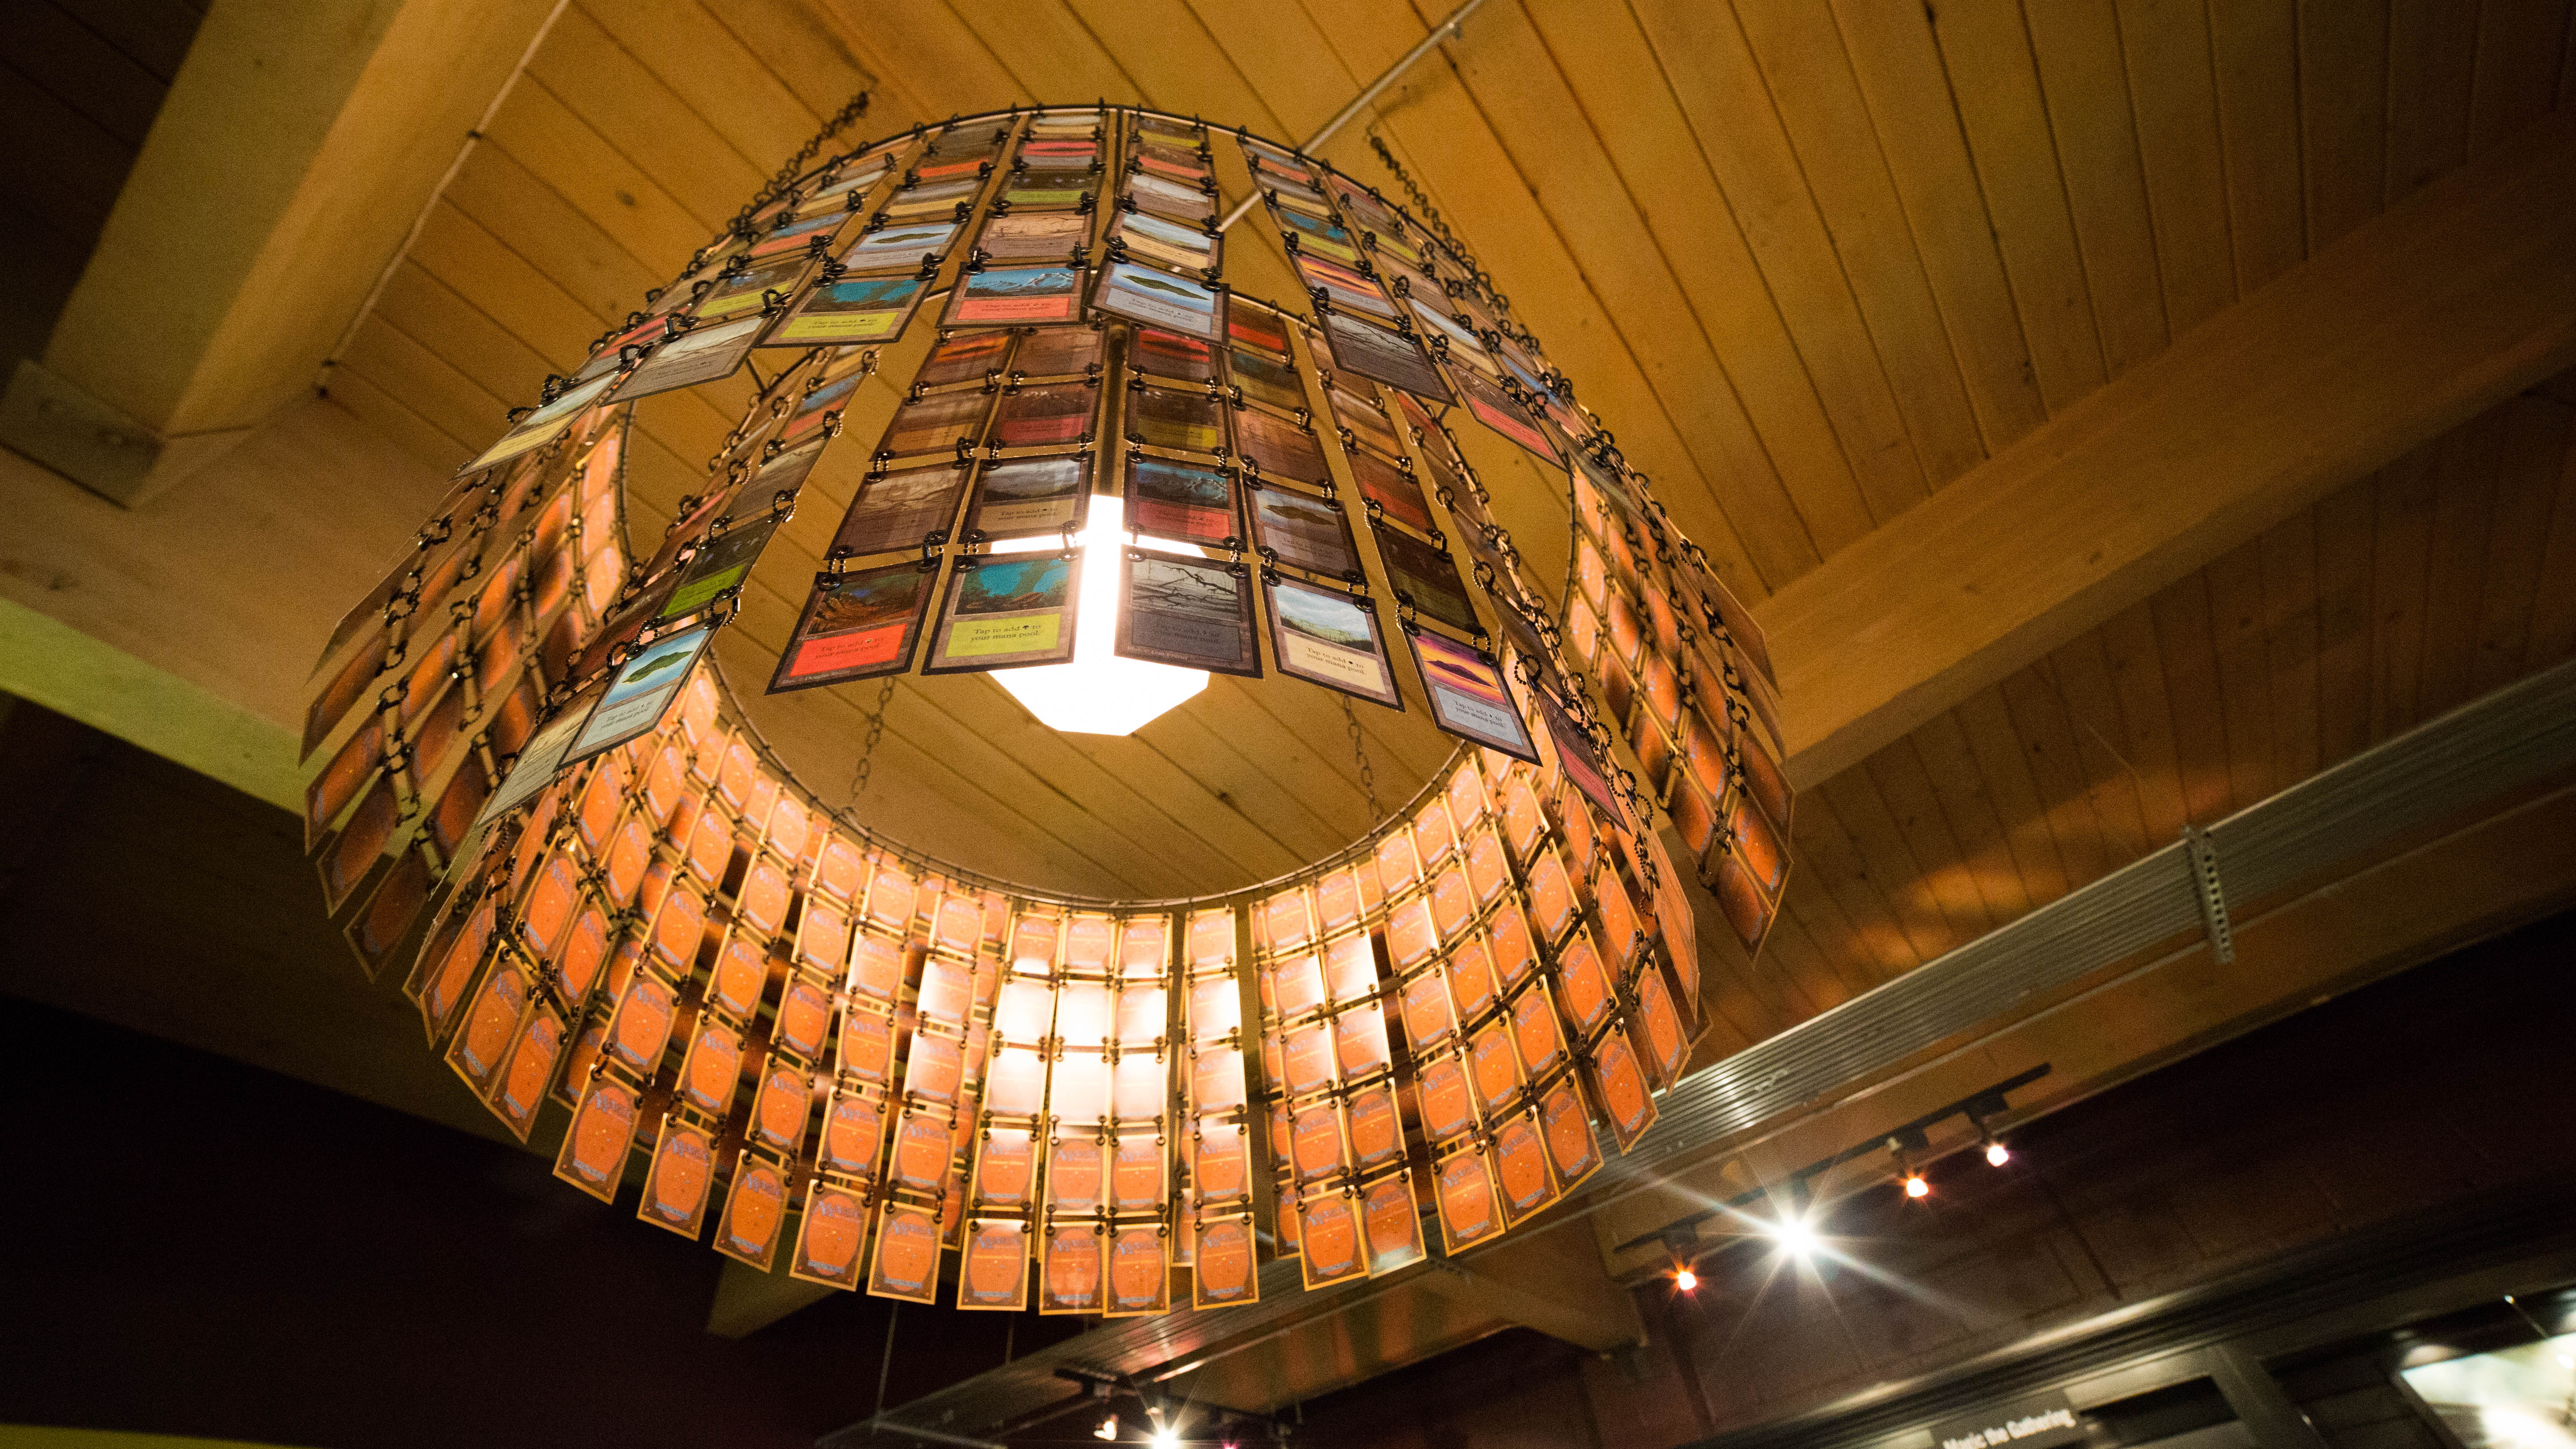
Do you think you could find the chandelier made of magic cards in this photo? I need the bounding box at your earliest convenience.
[298,101,1796,1317]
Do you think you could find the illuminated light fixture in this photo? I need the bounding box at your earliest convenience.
[1766,1213,1819,1258]
[1151,1428,1181,1449]
[1983,1137,2012,1168]
[1889,1135,1929,1199]
[1673,1267,1699,1292]
[1903,1171,1931,1199]
[988,494,1207,735]
[1096,1412,1120,1441]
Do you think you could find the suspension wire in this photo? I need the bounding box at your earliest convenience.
[1340,695,1380,825]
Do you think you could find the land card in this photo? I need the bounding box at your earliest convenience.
[1011,324,1103,379]
[1227,344,1306,414]
[1320,311,1453,403]
[832,461,973,558]
[1533,683,1623,826]
[1232,407,1330,488]
[947,263,1086,328]
[1123,454,1239,547]
[1372,524,1480,636]
[874,388,993,462]
[459,373,619,475]
[1264,575,1402,710]
[963,453,1093,542]
[1294,254,1400,324]
[1246,483,1360,580]
[693,252,819,322]
[654,518,779,624]
[1125,171,1217,224]
[922,551,1081,674]
[835,219,961,276]
[1128,325,1218,384]
[564,626,716,765]
[1089,260,1225,341]
[1106,208,1219,274]
[1455,371,1562,464]
[916,330,1014,390]
[1407,628,1541,765]
[611,316,767,402]
[975,210,1091,265]
[1116,549,1259,679]
[766,562,935,695]
[1347,449,1432,540]
[1125,385,1226,456]
[765,273,928,347]
[986,382,1099,452]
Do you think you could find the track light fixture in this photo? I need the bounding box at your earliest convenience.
[1096,1412,1120,1440]
[1889,1135,1930,1199]
[1673,1266,1699,1292]
[1984,1137,2012,1167]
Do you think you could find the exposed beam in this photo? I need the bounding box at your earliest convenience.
[0,0,559,504]
[1415,1218,1646,1353]
[705,1258,837,1340]
[1757,109,2576,788]
[1598,777,2576,1274]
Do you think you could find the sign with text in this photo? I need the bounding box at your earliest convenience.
[1932,1390,2085,1449]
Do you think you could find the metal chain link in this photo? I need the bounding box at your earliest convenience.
[729,90,873,240]
[1340,695,1379,825]
[845,678,898,809]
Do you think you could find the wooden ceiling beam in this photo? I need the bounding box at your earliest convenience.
[0,0,560,505]
[1758,109,2576,789]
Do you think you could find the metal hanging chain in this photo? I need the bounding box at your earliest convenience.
[1366,129,1517,326]
[728,89,873,238]
[1341,695,1380,825]
[845,678,898,809]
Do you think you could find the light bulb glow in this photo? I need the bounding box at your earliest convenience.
[1903,1172,1930,1199]
[1151,1431,1181,1449]
[1767,1214,1818,1258]
[1095,1413,1119,1441]
[1673,1267,1698,1292]
[990,495,1208,735]
[1985,1140,2011,1167]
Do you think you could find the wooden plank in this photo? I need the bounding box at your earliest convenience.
[1907,712,2038,923]
[2466,0,2575,155]
[1445,4,1872,567]
[1754,111,2576,786]
[337,316,513,459]
[2366,444,2441,742]
[697,0,890,128]
[370,261,554,418]
[2257,509,2322,788]
[1952,685,2074,908]
[1618,0,1932,528]
[1290,0,1772,598]
[2,0,168,149]
[1818,771,1966,961]
[2205,0,2304,289]
[578,0,827,170]
[1920,0,2110,412]
[2470,394,2576,694]
[322,367,473,475]
[2310,478,2379,768]
[438,148,657,339]
[2021,0,2170,377]
[2384,0,2481,203]
[2111,0,2238,334]
[2414,404,2509,720]
[2096,600,2191,845]
[1996,666,2116,890]
[50,0,202,84]
[2523,420,2576,665]
[2040,634,2154,861]
[0,60,125,244]
[2147,571,2235,821]
[1729,0,1991,489]
[1771,873,1875,1005]
[2201,535,2279,810]
[484,78,710,275]
[2297,0,2390,251]
[1826,0,2051,454]
[528,6,770,224]
[1861,739,2000,942]
[955,3,1140,105]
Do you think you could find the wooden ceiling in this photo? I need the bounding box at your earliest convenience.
[318,0,2576,963]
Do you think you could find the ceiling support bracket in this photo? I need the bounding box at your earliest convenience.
[2182,825,2235,964]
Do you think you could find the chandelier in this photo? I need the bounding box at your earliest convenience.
[298,97,1796,1317]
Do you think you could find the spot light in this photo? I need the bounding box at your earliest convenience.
[1673,1267,1699,1292]
[1151,1429,1181,1449]
[1984,1138,2012,1167]
[1903,1171,1931,1199]
[1766,1213,1819,1258]
[1095,1412,1120,1441]
[1889,1135,1929,1199]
